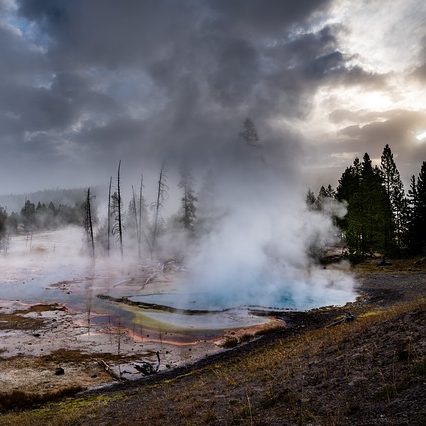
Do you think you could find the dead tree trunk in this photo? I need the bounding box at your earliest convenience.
[131,184,140,256]
[85,187,95,257]
[107,176,112,257]
[117,161,123,259]
[152,163,167,257]
[138,174,143,259]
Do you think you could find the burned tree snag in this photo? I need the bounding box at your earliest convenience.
[84,187,95,257]
[111,161,124,259]
[138,174,143,259]
[117,161,123,259]
[107,176,112,257]
[131,184,140,256]
[151,163,167,256]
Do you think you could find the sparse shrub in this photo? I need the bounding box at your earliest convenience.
[221,336,239,348]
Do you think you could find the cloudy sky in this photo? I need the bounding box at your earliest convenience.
[0,0,425,194]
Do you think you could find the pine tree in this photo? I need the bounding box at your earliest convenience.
[336,154,388,257]
[408,162,426,254]
[240,118,261,148]
[325,185,336,198]
[0,206,9,253]
[179,168,197,232]
[336,158,361,202]
[0,206,7,238]
[407,175,418,253]
[380,144,406,255]
[306,189,316,210]
[336,157,362,254]
[315,186,330,210]
[359,153,388,255]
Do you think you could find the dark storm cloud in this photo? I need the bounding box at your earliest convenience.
[339,112,422,145]
[412,63,426,81]
[0,0,389,191]
[320,110,426,183]
[410,35,426,82]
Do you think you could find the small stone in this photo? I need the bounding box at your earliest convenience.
[55,367,65,376]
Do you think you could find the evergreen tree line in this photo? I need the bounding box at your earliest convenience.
[0,118,256,259]
[0,165,199,259]
[0,200,88,235]
[308,144,426,258]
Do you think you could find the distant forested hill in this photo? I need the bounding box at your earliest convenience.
[0,187,100,213]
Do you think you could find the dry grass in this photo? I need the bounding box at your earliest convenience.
[0,387,84,413]
[0,312,45,330]
[0,303,66,331]
[353,257,426,274]
[0,394,124,426]
[13,303,67,315]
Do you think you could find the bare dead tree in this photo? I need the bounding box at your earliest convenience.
[137,174,153,256]
[117,161,123,258]
[107,176,112,256]
[84,187,95,257]
[131,184,140,254]
[138,174,143,259]
[111,161,124,259]
[151,163,168,256]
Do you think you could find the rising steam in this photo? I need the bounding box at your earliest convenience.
[178,130,356,310]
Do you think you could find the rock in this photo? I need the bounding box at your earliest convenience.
[55,367,65,376]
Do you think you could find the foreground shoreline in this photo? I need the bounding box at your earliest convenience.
[1,260,425,425]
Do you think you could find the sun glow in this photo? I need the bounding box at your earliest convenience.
[416,131,426,142]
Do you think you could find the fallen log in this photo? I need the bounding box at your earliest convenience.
[325,312,356,328]
[97,360,128,382]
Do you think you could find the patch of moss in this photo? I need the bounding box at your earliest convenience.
[162,371,195,384]
[358,310,384,319]
[40,349,142,363]
[0,313,45,330]
[14,304,66,315]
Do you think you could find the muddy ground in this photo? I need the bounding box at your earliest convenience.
[0,259,425,425]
